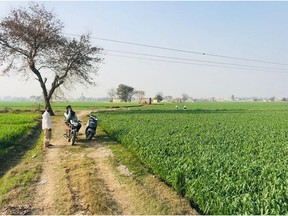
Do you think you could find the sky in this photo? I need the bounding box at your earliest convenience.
[1,1,288,99]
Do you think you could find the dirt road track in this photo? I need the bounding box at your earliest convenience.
[30,110,198,215]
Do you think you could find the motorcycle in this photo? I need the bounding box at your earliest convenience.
[65,120,81,145]
[85,115,98,140]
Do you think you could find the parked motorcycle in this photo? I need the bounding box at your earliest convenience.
[66,120,81,145]
[85,115,98,140]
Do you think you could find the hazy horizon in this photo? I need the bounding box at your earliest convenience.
[1,1,288,99]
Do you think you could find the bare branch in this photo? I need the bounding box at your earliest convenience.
[0,3,103,115]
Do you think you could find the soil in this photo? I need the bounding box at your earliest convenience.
[3,110,199,215]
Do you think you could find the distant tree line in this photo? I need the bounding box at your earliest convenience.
[107,84,146,102]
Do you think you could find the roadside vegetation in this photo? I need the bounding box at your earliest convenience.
[96,102,288,214]
[0,101,142,113]
[0,125,44,214]
[0,113,41,175]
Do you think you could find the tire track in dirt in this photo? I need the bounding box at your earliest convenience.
[87,148,145,214]
[31,110,115,215]
[86,145,197,215]
[31,110,198,215]
[86,147,136,214]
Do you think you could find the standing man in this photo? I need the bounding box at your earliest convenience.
[42,106,53,148]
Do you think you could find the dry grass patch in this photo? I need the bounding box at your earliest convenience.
[56,148,121,215]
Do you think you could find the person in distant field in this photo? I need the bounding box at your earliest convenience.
[184,105,187,110]
[42,105,53,148]
[64,105,81,134]
[176,105,178,110]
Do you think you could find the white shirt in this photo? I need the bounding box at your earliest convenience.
[42,111,52,129]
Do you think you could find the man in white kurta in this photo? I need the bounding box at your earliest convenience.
[42,106,52,147]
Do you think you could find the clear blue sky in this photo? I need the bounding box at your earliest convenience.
[1,1,288,99]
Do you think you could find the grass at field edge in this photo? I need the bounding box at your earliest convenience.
[0,123,45,214]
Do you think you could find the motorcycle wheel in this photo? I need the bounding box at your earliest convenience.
[86,131,93,140]
[67,132,71,142]
[71,131,76,145]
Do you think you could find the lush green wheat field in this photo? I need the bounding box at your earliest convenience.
[0,101,141,112]
[0,113,39,153]
[96,102,288,214]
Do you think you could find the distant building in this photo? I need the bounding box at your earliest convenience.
[112,98,122,103]
[152,99,158,104]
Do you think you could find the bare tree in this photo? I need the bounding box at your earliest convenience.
[134,90,145,102]
[107,88,116,102]
[0,3,103,115]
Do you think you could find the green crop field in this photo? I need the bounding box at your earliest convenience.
[0,101,142,112]
[0,113,40,153]
[95,102,288,214]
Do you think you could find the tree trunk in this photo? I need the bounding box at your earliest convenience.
[29,61,55,116]
[44,98,55,116]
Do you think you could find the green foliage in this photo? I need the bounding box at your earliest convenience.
[154,93,163,102]
[96,102,288,214]
[0,112,43,207]
[0,113,39,150]
[0,131,44,206]
[116,84,134,102]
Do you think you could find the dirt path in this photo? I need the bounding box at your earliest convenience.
[31,111,68,214]
[31,110,198,215]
